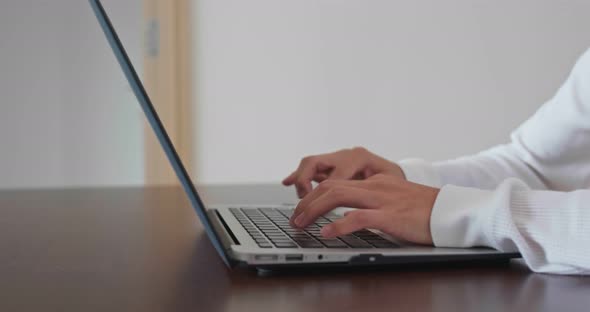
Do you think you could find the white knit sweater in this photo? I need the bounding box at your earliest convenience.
[399,48,590,275]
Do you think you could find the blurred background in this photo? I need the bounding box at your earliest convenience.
[1,0,589,189]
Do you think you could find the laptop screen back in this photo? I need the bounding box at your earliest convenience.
[88,0,232,266]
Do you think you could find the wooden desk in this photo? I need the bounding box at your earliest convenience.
[1,185,589,311]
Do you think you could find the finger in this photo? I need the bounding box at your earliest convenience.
[282,171,298,185]
[291,156,330,198]
[327,166,356,180]
[293,158,338,198]
[320,210,385,238]
[294,185,381,228]
[294,168,315,198]
[291,179,366,224]
[312,172,329,183]
[282,156,321,194]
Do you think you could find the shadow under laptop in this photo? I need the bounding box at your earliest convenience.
[161,233,556,312]
[252,257,515,277]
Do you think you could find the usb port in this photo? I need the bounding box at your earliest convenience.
[285,254,303,261]
[255,255,278,261]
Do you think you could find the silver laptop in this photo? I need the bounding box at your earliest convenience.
[90,0,520,271]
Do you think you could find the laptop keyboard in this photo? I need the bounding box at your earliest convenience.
[229,207,399,249]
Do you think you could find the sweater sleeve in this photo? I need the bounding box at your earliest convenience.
[396,48,590,275]
[399,47,590,192]
[432,179,590,275]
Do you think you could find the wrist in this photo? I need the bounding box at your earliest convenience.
[425,186,440,245]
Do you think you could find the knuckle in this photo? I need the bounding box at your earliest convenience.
[328,185,348,199]
[371,173,389,181]
[329,223,342,233]
[349,211,369,227]
[294,180,306,187]
[301,155,317,165]
[373,173,386,179]
[317,180,335,192]
[351,146,368,155]
[367,178,387,189]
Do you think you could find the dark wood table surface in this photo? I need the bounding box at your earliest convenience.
[1,185,589,312]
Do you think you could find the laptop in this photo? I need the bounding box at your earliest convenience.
[89,0,520,271]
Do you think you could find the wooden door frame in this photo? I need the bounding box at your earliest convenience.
[143,0,193,185]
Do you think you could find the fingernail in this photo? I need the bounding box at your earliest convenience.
[294,212,306,227]
[321,225,334,237]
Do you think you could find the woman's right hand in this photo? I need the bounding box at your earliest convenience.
[282,147,406,198]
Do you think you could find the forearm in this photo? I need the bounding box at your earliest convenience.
[399,143,550,190]
[431,178,590,275]
[400,48,590,192]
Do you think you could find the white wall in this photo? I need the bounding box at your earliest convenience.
[192,0,590,184]
[0,0,144,188]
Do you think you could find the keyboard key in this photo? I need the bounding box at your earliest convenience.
[340,236,373,248]
[266,232,287,236]
[271,219,289,223]
[290,234,312,239]
[267,235,289,240]
[258,243,273,248]
[258,230,273,234]
[261,230,284,235]
[274,242,298,248]
[298,241,324,248]
[320,239,348,248]
[355,234,383,241]
[257,223,276,226]
[260,227,281,231]
[278,211,294,218]
[244,213,263,217]
[294,241,320,247]
[292,236,316,242]
[270,239,294,244]
[284,231,305,236]
[258,226,278,230]
[321,240,348,248]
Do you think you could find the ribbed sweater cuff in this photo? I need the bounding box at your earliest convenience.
[430,179,529,250]
[430,185,496,248]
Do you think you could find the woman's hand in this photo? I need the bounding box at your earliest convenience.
[290,174,440,245]
[282,147,405,198]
